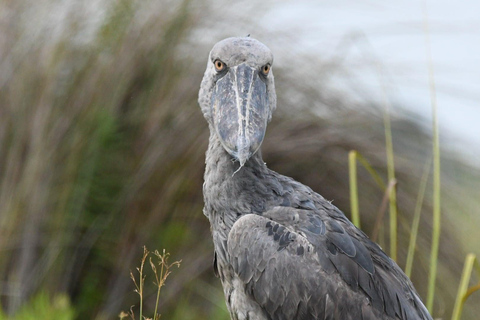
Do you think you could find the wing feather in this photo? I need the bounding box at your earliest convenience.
[227,205,432,320]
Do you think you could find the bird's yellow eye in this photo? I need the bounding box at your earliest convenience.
[261,64,271,76]
[214,60,225,72]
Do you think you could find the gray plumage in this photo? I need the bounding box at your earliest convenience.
[198,37,432,320]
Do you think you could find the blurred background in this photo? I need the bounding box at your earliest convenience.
[0,0,479,319]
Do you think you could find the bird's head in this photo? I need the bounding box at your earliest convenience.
[198,37,277,167]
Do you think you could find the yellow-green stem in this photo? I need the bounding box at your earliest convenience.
[356,153,386,191]
[384,108,397,261]
[424,1,441,312]
[139,270,144,320]
[405,158,431,277]
[349,151,360,228]
[451,254,476,320]
[154,257,165,320]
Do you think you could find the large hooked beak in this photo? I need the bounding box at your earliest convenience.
[211,63,269,168]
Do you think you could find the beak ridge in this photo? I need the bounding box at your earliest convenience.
[211,64,269,167]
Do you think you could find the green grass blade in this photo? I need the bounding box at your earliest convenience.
[427,86,441,313]
[349,150,361,228]
[451,254,477,320]
[405,158,432,277]
[383,105,397,262]
[356,153,386,191]
[349,150,391,231]
[423,1,441,312]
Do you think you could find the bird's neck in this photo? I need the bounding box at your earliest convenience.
[203,127,269,222]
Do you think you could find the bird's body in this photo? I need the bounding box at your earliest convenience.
[199,37,432,320]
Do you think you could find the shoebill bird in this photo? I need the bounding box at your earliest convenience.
[198,37,432,320]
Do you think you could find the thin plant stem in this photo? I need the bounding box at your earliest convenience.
[423,0,441,312]
[153,253,166,320]
[371,42,396,259]
[356,153,386,191]
[383,108,397,262]
[139,247,148,320]
[349,151,360,228]
[150,249,181,320]
[451,254,477,320]
[130,246,149,320]
[377,68,397,261]
[349,150,388,229]
[405,158,432,277]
